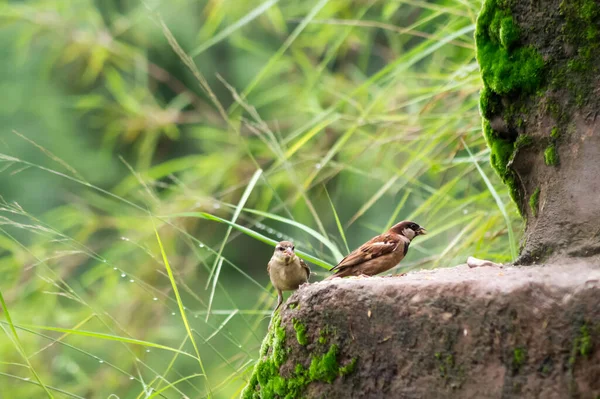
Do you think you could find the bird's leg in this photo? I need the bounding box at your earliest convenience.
[273,289,284,314]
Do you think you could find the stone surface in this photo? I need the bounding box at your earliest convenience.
[245,259,600,398]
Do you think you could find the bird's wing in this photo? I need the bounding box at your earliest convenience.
[299,258,311,280]
[330,233,401,272]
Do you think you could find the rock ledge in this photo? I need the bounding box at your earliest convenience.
[244,260,600,398]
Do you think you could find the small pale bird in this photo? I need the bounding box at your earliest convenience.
[326,221,427,279]
[267,241,310,312]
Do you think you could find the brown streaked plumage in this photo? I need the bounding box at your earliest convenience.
[267,241,310,312]
[326,221,427,279]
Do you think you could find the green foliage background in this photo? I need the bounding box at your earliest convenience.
[0,0,521,397]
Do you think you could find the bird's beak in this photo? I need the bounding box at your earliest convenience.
[284,248,294,257]
[417,227,428,235]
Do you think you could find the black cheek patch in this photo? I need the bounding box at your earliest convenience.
[403,241,410,256]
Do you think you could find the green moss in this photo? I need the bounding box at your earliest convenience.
[435,352,455,378]
[514,134,533,150]
[547,100,561,121]
[318,326,330,345]
[557,0,600,106]
[579,325,592,357]
[529,187,540,217]
[550,127,559,139]
[513,347,526,371]
[339,357,358,375]
[541,364,551,376]
[309,345,340,383]
[476,0,546,216]
[288,302,298,310]
[242,316,358,399]
[482,120,521,208]
[568,322,594,377]
[544,144,559,166]
[499,16,519,50]
[479,87,502,119]
[478,45,544,95]
[476,0,544,95]
[292,318,308,346]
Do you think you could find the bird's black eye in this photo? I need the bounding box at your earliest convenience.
[411,224,419,230]
[277,247,283,251]
[291,246,295,251]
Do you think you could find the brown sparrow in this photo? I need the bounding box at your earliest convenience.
[326,221,427,279]
[267,241,310,312]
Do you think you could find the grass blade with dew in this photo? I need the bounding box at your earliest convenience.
[153,222,212,397]
[0,372,83,399]
[0,291,55,398]
[461,139,517,260]
[165,212,334,270]
[146,374,205,398]
[231,207,343,261]
[9,322,199,361]
[206,169,263,321]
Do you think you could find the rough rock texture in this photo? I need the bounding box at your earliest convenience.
[476,0,600,263]
[244,260,600,398]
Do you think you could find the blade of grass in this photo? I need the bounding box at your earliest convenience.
[166,212,334,269]
[147,374,205,399]
[283,114,340,159]
[230,0,330,113]
[0,372,83,399]
[153,223,212,396]
[461,139,517,260]
[346,175,400,227]
[206,169,263,321]
[384,190,411,231]
[146,335,189,396]
[0,291,55,398]
[323,186,349,255]
[234,207,343,260]
[9,322,199,360]
[190,0,280,57]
